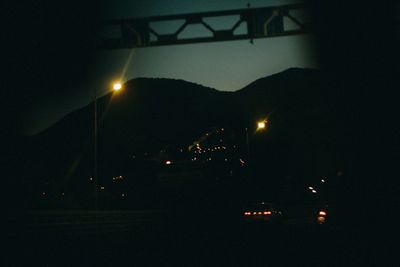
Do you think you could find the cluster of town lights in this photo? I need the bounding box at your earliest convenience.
[112,175,124,180]
[194,146,227,154]
[308,178,327,194]
[244,211,272,216]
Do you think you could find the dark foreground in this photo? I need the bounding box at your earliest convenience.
[4,210,392,267]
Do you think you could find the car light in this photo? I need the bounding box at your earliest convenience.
[253,212,257,215]
[244,212,251,216]
[319,211,327,216]
[257,212,262,215]
[263,211,272,215]
[317,216,326,224]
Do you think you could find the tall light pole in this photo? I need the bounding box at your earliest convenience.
[245,127,250,160]
[245,120,268,160]
[93,82,123,210]
[94,89,98,210]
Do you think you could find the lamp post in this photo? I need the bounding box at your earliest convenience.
[93,82,122,210]
[94,89,98,210]
[245,120,268,160]
[257,121,266,130]
[245,127,250,160]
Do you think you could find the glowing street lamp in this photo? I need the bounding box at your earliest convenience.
[93,82,123,209]
[257,120,267,130]
[245,119,268,160]
[113,82,122,91]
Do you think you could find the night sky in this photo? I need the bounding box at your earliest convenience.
[6,0,317,135]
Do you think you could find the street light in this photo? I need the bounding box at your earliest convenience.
[113,83,122,91]
[257,120,267,130]
[245,119,268,160]
[94,82,123,210]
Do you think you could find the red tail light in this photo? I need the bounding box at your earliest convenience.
[263,211,272,215]
[244,212,251,216]
[317,211,327,224]
[317,216,326,224]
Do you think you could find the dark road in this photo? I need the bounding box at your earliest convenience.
[5,210,373,267]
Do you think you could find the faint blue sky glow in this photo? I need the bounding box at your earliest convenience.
[24,0,318,134]
[91,0,317,92]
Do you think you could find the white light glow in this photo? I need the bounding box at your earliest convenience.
[113,83,122,91]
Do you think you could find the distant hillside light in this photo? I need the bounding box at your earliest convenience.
[113,83,122,91]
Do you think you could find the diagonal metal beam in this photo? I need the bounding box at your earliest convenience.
[96,3,310,49]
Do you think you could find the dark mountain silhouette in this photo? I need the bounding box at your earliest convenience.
[20,68,342,208]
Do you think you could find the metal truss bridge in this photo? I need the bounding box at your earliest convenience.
[97,3,310,49]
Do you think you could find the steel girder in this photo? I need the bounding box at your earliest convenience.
[96,3,309,49]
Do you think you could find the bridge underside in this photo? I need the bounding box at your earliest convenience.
[96,4,310,49]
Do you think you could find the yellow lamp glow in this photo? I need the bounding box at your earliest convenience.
[113,83,122,91]
[257,121,266,130]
